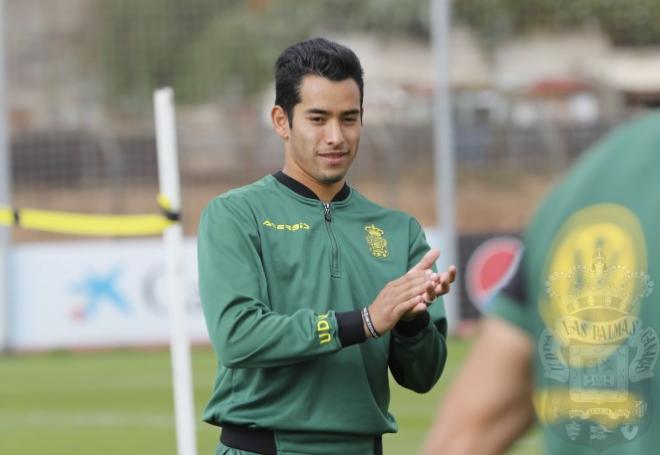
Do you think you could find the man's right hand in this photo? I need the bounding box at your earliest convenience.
[365,268,438,337]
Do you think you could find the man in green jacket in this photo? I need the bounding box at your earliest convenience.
[423,113,660,455]
[198,37,456,455]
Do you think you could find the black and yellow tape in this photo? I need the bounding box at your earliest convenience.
[0,194,180,236]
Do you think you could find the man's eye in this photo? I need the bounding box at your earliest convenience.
[344,117,357,124]
[309,117,324,123]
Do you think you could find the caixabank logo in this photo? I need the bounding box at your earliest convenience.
[536,204,657,452]
[70,267,130,321]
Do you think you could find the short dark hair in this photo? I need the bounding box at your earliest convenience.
[274,37,364,126]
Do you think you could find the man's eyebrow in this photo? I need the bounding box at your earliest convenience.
[304,108,361,116]
[304,108,330,116]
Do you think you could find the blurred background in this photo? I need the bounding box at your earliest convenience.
[2,0,659,453]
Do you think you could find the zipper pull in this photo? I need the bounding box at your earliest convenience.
[323,203,332,222]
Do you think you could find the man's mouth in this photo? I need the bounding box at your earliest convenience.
[318,152,348,165]
[319,152,346,157]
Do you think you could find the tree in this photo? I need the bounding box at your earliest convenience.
[454,0,660,47]
[94,0,660,110]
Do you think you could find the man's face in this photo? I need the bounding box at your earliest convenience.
[282,75,362,186]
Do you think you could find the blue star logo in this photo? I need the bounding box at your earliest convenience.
[72,267,130,320]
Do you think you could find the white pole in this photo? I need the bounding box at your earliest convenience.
[154,87,198,455]
[0,0,11,352]
[431,0,460,334]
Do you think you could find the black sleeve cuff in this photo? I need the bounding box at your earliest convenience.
[394,311,430,337]
[336,310,366,347]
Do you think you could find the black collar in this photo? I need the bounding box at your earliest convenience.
[273,171,350,202]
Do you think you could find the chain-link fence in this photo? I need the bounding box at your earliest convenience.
[6,0,658,244]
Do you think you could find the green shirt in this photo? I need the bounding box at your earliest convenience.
[489,113,660,454]
[197,172,447,451]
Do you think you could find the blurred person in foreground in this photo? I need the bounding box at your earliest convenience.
[198,37,456,455]
[423,112,660,455]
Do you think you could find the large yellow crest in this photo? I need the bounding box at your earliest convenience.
[536,204,657,449]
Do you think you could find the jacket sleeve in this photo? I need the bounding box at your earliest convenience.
[198,196,365,369]
[388,218,448,393]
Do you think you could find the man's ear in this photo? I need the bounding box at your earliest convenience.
[271,105,290,140]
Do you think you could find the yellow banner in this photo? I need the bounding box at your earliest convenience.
[0,196,177,236]
[0,207,13,226]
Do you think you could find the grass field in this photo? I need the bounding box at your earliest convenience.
[0,338,541,454]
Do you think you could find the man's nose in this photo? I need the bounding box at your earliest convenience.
[324,120,344,146]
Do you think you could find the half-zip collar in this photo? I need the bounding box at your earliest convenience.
[273,171,350,202]
[273,171,345,278]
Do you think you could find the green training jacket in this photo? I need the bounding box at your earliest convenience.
[489,113,660,453]
[198,171,447,442]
